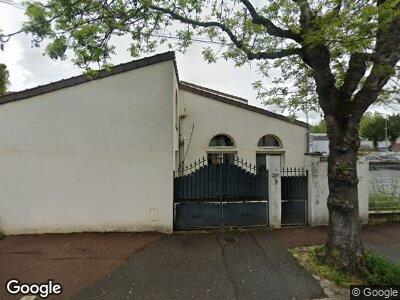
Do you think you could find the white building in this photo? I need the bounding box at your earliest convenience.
[0,52,312,234]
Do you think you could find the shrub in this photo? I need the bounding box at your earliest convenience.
[307,246,400,286]
[364,250,400,285]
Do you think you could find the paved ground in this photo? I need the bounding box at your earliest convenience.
[74,230,325,300]
[0,232,160,299]
[274,223,400,263]
[1,224,399,299]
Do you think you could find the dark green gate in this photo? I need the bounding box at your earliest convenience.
[281,167,308,225]
[173,157,268,229]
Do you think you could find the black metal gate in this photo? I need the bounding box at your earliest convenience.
[174,157,268,229]
[281,167,308,225]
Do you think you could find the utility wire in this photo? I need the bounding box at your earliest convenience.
[0,0,24,9]
[152,33,226,45]
[0,1,227,45]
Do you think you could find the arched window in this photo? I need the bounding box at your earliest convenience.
[209,134,235,147]
[257,135,281,147]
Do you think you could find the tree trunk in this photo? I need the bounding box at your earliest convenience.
[325,114,365,273]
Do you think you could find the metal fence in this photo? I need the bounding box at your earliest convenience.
[369,162,400,212]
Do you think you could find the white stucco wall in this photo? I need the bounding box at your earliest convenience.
[180,90,308,167]
[0,61,176,234]
[305,154,369,226]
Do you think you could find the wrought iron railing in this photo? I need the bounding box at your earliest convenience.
[176,156,259,177]
[174,156,268,202]
[281,167,308,177]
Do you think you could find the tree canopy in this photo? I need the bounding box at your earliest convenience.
[310,119,327,133]
[360,113,386,148]
[1,0,396,116]
[388,114,400,145]
[0,64,9,96]
[360,113,400,148]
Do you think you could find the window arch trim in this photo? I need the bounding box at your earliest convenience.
[257,134,282,148]
[209,134,236,147]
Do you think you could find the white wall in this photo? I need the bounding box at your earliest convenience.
[305,154,369,226]
[180,90,308,167]
[0,61,176,234]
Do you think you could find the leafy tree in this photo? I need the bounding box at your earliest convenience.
[388,114,400,145]
[310,119,326,133]
[360,113,386,149]
[2,0,400,273]
[0,64,9,96]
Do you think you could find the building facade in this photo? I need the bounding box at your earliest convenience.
[0,52,309,234]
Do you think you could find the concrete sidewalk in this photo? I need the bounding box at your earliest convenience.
[275,223,400,263]
[0,232,160,300]
[74,231,325,300]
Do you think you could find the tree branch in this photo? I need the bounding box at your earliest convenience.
[340,52,370,96]
[238,0,302,42]
[149,4,301,60]
[354,2,400,113]
[292,0,314,31]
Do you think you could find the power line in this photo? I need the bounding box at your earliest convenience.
[0,2,226,46]
[152,33,226,45]
[0,0,24,9]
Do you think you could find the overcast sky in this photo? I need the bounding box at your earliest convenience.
[0,2,395,125]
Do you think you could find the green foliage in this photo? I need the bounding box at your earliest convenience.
[46,36,68,60]
[11,0,398,116]
[309,246,350,287]
[0,229,4,240]
[364,250,400,285]
[310,119,326,133]
[337,162,351,176]
[295,246,400,286]
[388,114,400,145]
[369,194,400,211]
[360,113,386,149]
[360,113,400,148]
[0,64,9,96]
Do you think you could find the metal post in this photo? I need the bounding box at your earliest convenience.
[385,117,388,153]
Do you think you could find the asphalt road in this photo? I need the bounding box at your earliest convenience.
[74,230,325,300]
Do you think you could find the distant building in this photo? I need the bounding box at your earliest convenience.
[309,133,329,154]
[309,133,393,154]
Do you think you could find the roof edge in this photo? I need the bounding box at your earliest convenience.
[180,81,248,104]
[0,51,177,105]
[179,82,309,129]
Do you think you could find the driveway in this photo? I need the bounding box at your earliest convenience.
[74,231,324,300]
